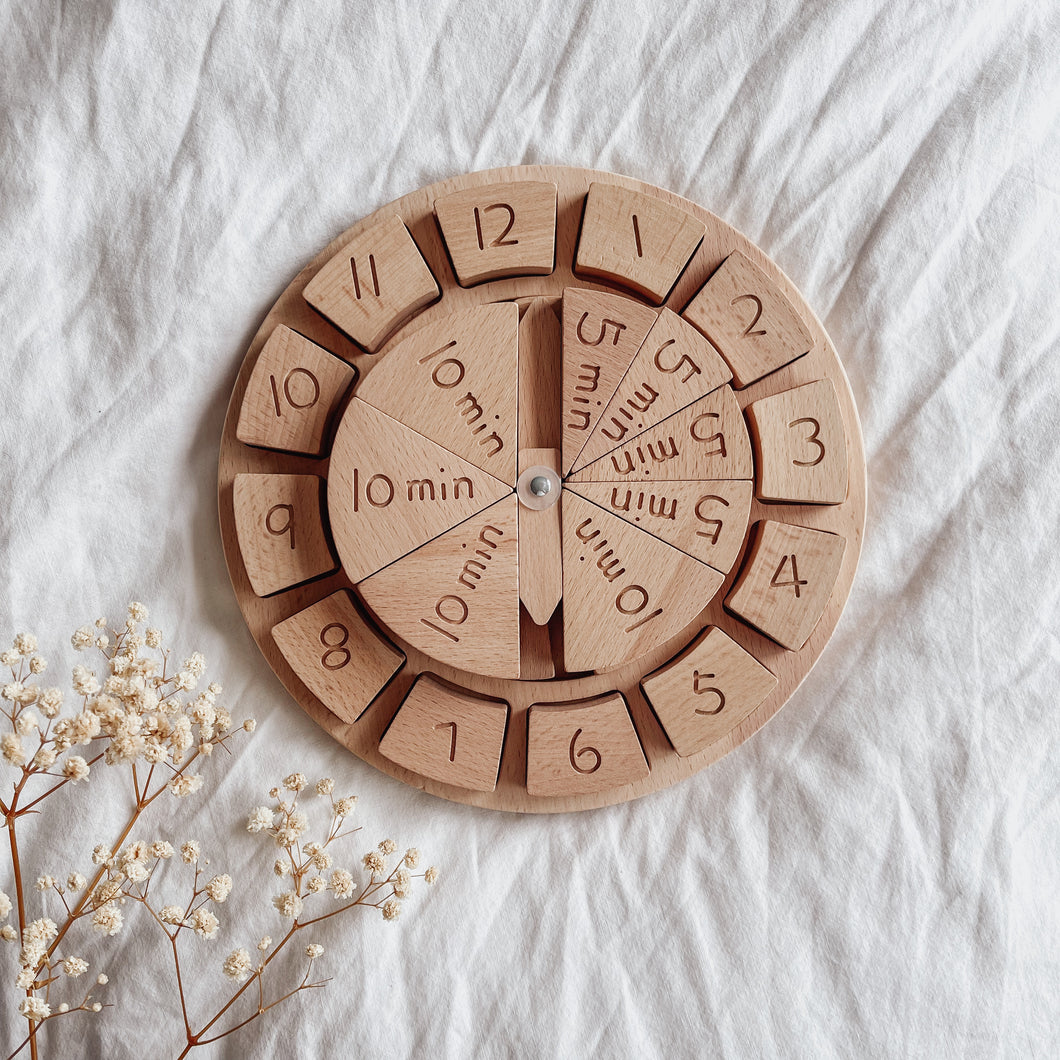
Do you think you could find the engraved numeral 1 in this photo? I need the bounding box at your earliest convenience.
[569,728,602,774]
[632,213,643,258]
[269,368,321,417]
[350,254,380,299]
[319,622,351,670]
[770,554,807,598]
[434,720,457,762]
[789,417,825,467]
[473,203,518,250]
[731,293,766,337]
[692,671,725,715]
[265,504,295,549]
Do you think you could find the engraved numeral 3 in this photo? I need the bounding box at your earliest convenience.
[788,416,825,467]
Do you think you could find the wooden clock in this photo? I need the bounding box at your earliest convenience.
[218,166,866,812]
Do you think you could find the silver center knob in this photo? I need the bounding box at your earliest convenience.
[530,475,552,497]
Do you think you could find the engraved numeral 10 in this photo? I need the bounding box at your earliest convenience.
[770,554,807,598]
[319,622,351,670]
[569,728,602,774]
[270,368,321,417]
[473,204,518,250]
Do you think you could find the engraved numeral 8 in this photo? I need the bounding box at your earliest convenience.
[319,622,351,670]
[569,728,602,775]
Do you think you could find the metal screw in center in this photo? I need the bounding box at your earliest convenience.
[529,475,552,497]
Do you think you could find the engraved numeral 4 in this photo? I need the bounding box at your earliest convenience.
[769,553,807,598]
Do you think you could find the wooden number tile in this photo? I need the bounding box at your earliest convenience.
[574,183,706,304]
[568,386,753,484]
[232,474,337,597]
[526,692,649,797]
[562,492,723,673]
[726,521,846,651]
[745,379,848,505]
[380,675,509,793]
[327,399,511,583]
[434,180,558,286]
[641,626,777,757]
[272,590,404,725]
[236,326,356,456]
[303,215,440,353]
[358,496,520,680]
[518,448,562,625]
[355,302,519,485]
[561,287,658,474]
[567,480,752,575]
[683,249,814,388]
[571,308,732,472]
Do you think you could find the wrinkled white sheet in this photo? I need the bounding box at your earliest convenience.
[1,0,1058,1056]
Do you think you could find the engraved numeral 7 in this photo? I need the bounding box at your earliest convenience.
[434,721,457,763]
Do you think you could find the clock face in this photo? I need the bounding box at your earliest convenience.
[219,166,866,813]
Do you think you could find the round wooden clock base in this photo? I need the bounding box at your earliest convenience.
[218,166,866,812]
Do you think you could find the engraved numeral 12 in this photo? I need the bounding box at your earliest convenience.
[473,204,518,250]
[770,554,807,598]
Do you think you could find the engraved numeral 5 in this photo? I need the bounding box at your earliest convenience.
[789,417,825,467]
[319,622,350,670]
[770,553,807,598]
[569,728,602,774]
[692,671,725,715]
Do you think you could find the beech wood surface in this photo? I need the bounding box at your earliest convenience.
[218,164,866,813]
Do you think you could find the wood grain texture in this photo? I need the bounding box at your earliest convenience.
[218,164,867,813]
[379,674,509,792]
[567,479,752,574]
[518,297,562,451]
[641,625,777,757]
[232,473,337,596]
[574,182,705,304]
[327,398,510,583]
[271,590,404,724]
[683,248,814,388]
[568,386,753,483]
[358,496,520,680]
[303,214,440,353]
[354,302,520,485]
[725,520,846,651]
[236,326,356,456]
[562,491,724,673]
[434,180,557,286]
[561,287,658,474]
[745,379,848,505]
[517,448,562,625]
[571,308,731,471]
[526,692,649,797]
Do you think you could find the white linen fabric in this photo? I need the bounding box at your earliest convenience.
[1,0,1057,1056]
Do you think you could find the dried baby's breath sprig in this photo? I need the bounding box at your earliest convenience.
[0,605,254,1059]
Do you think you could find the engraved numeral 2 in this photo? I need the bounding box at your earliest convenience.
[270,368,321,417]
[473,204,518,250]
[770,554,807,598]
[319,622,351,670]
[692,671,725,715]
[569,728,602,774]
[434,720,457,762]
[789,417,825,467]
[731,293,766,338]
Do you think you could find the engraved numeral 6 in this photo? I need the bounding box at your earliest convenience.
[692,670,725,715]
[569,728,602,775]
[319,622,351,670]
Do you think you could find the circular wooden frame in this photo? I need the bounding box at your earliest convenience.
[218,165,866,813]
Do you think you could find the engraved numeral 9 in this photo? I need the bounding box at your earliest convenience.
[319,622,351,670]
[692,670,725,715]
[265,504,296,550]
[270,368,321,417]
[569,728,602,774]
